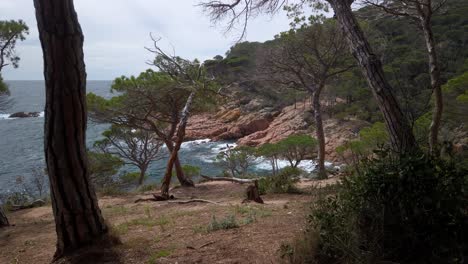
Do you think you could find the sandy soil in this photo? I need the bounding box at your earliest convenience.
[0,179,336,264]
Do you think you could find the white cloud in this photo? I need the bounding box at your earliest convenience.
[0,0,291,80]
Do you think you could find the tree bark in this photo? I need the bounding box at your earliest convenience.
[327,0,417,154]
[164,141,193,187]
[0,207,9,227]
[34,0,108,258]
[138,165,148,186]
[421,18,443,155]
[161,92,196,198]
[312,87,327,179]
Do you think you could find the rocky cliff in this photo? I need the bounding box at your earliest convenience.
[186,101,369,162]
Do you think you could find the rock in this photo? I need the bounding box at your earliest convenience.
[9,112,41,118]
[186,100,368,162]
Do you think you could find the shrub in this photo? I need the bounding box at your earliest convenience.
[120,172,148,186]
[207,214,239,232]
[258,166,302,194]
[137,183,158,193]
[305,150,468,263]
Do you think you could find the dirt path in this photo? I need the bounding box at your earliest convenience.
[0,181,320,264]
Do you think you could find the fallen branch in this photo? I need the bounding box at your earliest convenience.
[201,175,257,184]
[135,197,222,205]
[167,199,222,205]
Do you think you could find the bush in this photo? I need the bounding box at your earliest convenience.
[305,150,468,263]
[207,214,239,232]
[120,172,148,186]
[137,183,158,193]
[258,166,302,194]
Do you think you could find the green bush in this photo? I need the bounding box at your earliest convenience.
[258,166,302,194]
[120,172,147,186]
[207,214,239,232]
[306,150,468,263]
[137,183,158,193]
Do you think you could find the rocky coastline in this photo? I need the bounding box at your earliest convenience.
[186,101,369,162]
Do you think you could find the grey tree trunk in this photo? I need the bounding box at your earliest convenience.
[161,92,196,198]
[312,88,327,179]
[421,18,443,155]
[34,0,108,258]
[0,207,8,227]
[138,165,148,186]
[164,141,194,187]
[327,0,417,153]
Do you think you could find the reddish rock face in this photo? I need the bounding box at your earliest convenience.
[186,101,368,162]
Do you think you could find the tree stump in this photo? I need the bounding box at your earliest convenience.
[0,207,9,228]
[244,180,264,204]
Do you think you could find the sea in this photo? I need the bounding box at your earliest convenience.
[0,80,320,196]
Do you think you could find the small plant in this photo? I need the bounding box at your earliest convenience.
[137,183,158,193]
[207,214,239,232]
[112,223,129,236]
[147,249,172,263]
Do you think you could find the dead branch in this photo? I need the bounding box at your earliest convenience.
[201,175,257,184]
[167,199,222,205]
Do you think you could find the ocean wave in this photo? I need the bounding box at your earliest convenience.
[180,138,211,149]
[0,111,45,120]
[254,159,318,172]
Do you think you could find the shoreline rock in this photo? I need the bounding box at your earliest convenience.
[186,101,369,162]
[9,112,41,118]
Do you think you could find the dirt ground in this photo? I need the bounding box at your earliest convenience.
[0,179,339,264]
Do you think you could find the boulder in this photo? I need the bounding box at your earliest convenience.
[9,111,41,118]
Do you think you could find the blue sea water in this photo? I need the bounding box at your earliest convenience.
[0,81,232,195]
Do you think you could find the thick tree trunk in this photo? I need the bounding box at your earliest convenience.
[34,0,108,259]
[161,92,196,198]
[312,89,327,179]
[327,0,417,154]
[421,18,443,155]
[0,207,9,227]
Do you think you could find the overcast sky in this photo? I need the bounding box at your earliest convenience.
[0,0,291,80]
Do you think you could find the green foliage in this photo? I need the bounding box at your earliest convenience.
[258,166,302,194]
[277,134,317,167]
[0,20,29,70]
[307,151,468,263]
[0,74,9,95]
[148,250,172,263]
[120,172,148,186]
[88,151,124,191]
[207,214,239,232]
[137,183,158,193]
[336,122,389,167]
[216,146,257,177]
[180,164,201,180]
[442,71,468,127]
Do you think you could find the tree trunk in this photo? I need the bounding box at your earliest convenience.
[161,92,196,198]
[34,0,108,258]
[164,141,193,187]
[0,207,9,227]
[312,89,327,179]
[327,0,417,154]
[421,18,443,155]
[138,165,147,186]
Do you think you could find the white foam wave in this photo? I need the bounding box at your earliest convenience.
[0,114,12,120]
[210,142,237,154]
[254,158,319,172]
[180,138,211,149]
